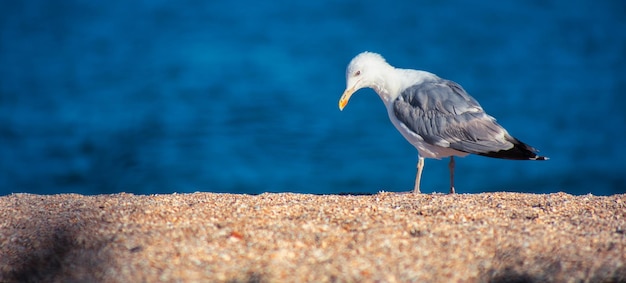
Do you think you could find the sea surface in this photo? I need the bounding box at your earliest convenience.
[1,1,625,196]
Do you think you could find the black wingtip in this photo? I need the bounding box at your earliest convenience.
[479,138,548,161]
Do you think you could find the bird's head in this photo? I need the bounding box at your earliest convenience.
[339,52,392,110]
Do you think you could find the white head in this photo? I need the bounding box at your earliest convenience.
[339,52,393,110]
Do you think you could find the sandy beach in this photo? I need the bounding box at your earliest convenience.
[1,192,624,282]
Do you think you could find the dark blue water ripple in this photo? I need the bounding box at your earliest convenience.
[1,1,624,195]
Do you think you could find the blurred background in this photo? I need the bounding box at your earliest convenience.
[1,1,624,196]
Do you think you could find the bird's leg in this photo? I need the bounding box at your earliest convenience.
[413,156,424,194]
[449,156,456,194]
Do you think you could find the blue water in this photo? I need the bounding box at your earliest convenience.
[1,1,625,196]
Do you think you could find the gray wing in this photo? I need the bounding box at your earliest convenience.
[392,79,515,155]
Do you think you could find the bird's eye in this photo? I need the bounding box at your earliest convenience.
[355,70,361,76]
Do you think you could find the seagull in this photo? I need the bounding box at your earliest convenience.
[338,52,548,194]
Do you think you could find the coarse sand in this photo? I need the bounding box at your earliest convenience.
[1,192,625,282]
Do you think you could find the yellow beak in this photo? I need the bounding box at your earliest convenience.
[339,87,355,111]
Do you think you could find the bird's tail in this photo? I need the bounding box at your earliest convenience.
[479,137,548,161]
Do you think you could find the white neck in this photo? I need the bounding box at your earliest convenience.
[373,68,436,107]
